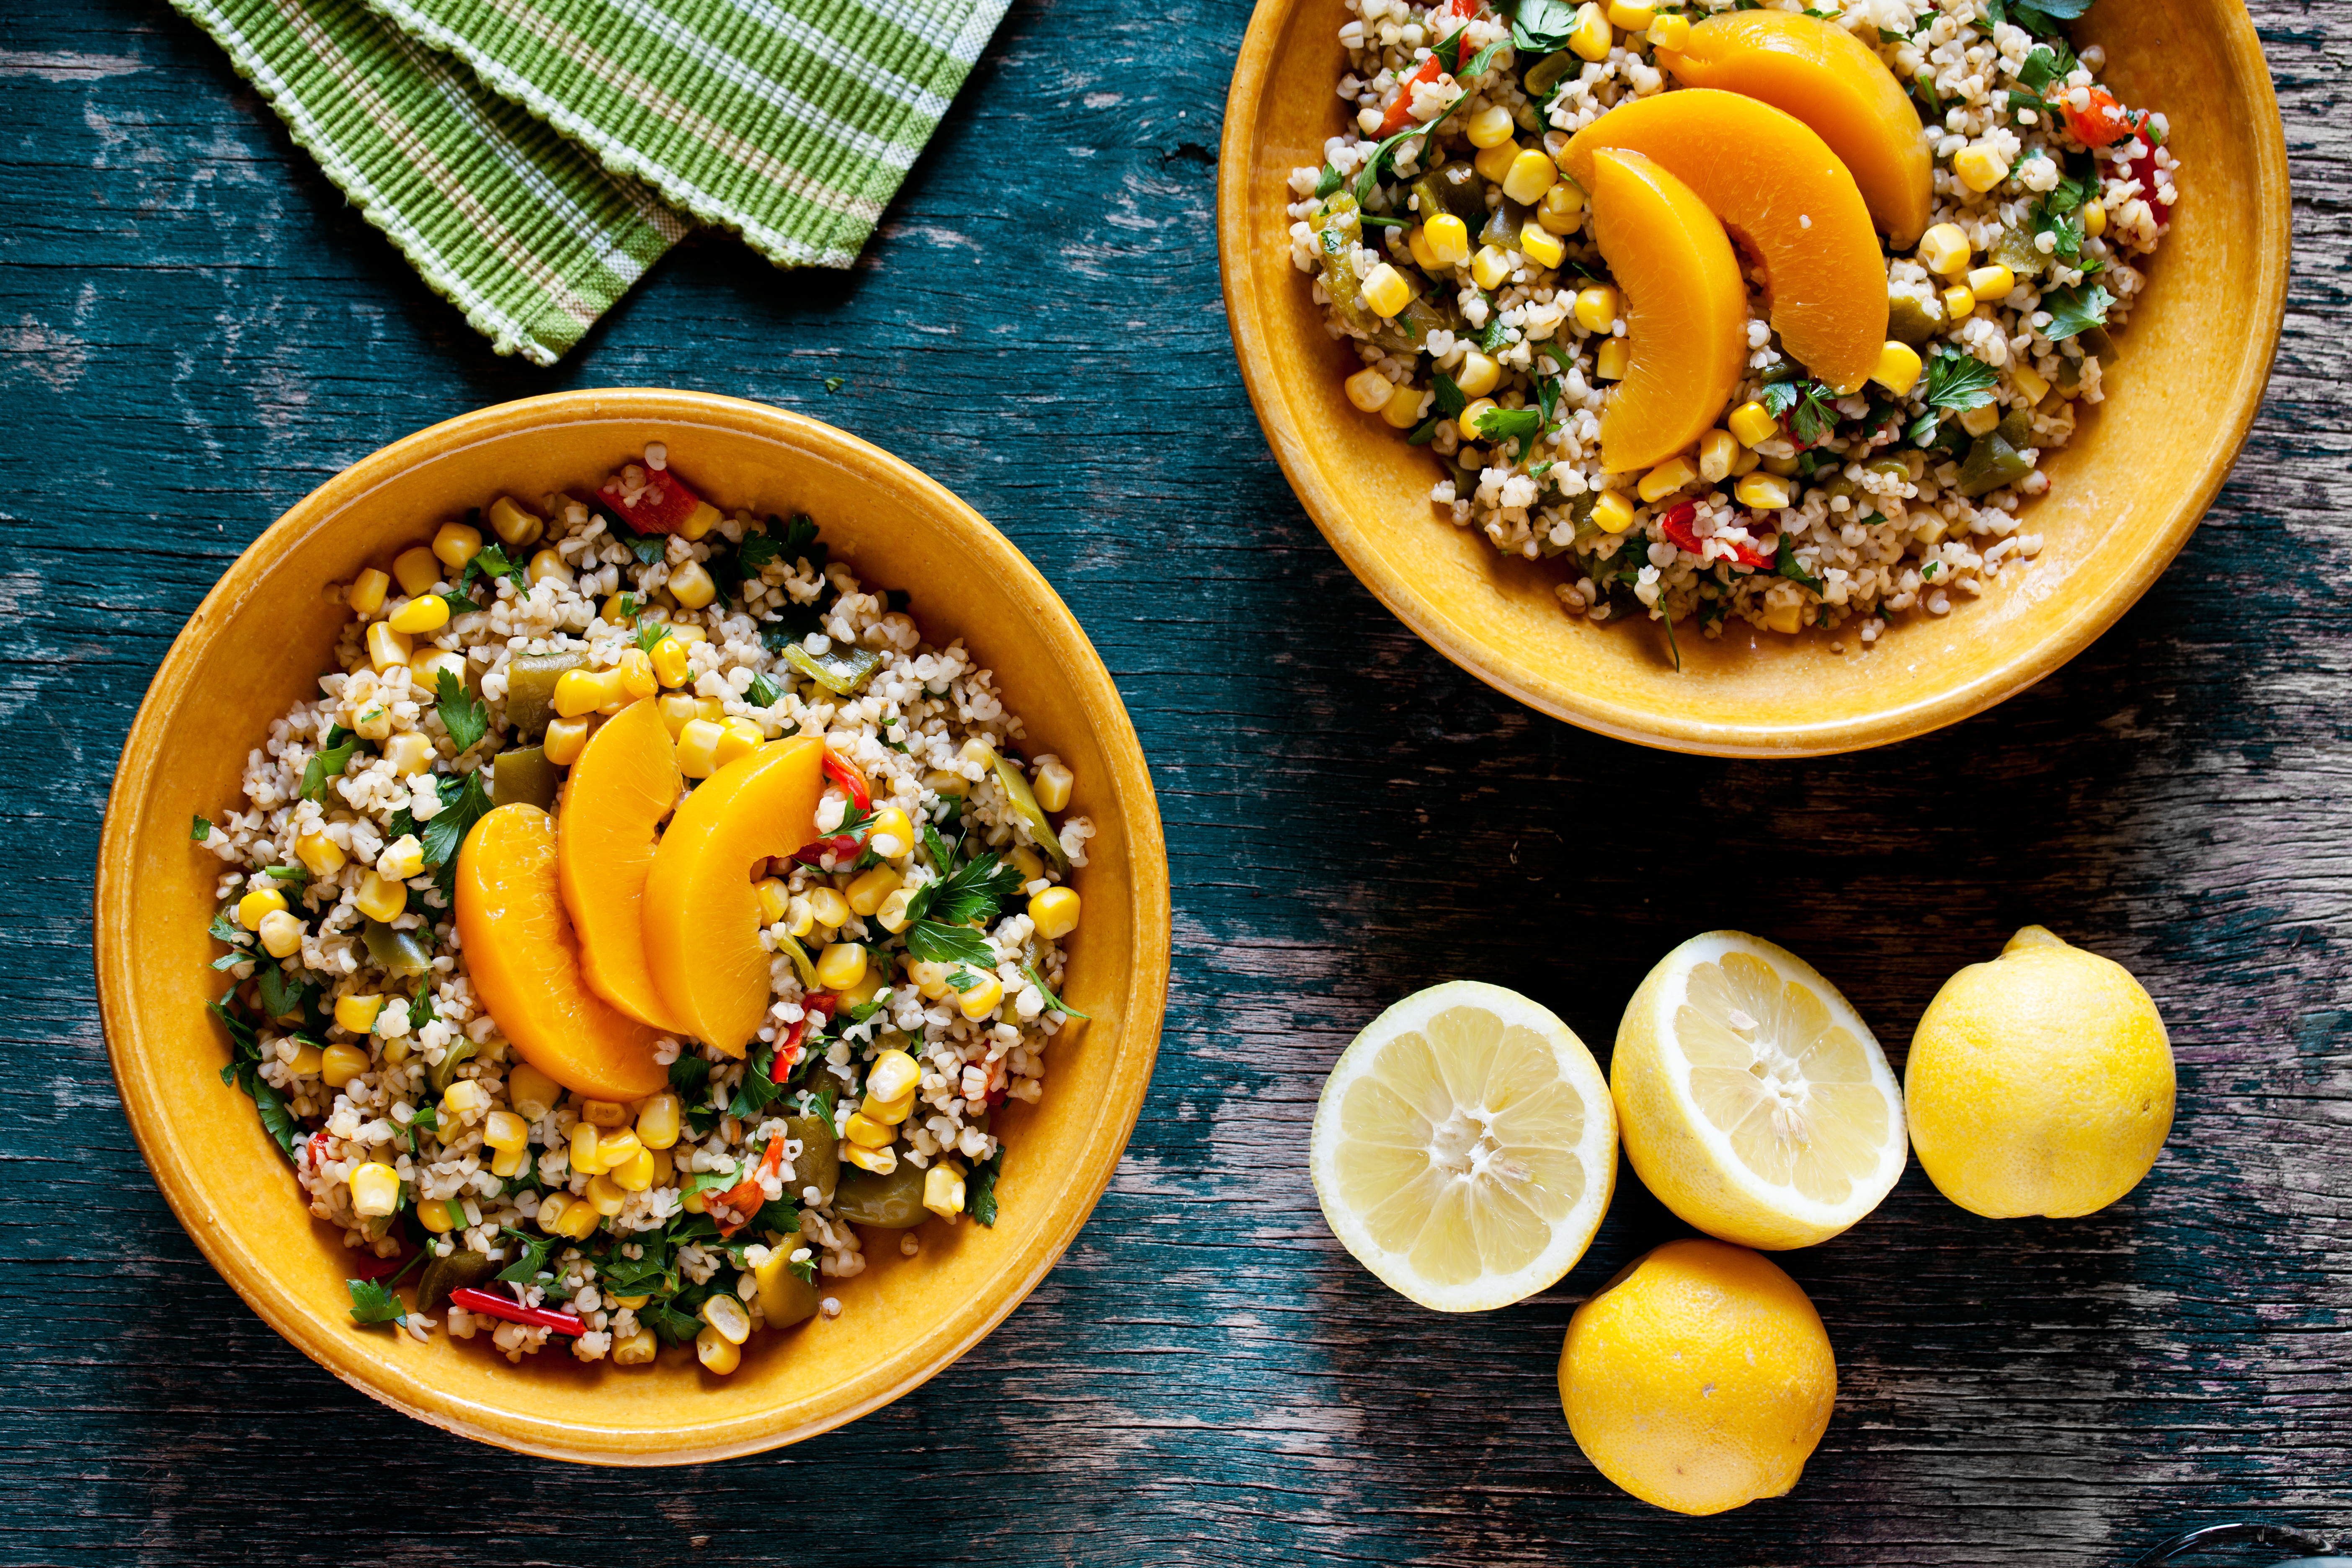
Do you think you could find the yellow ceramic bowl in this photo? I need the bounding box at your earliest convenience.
[96,389,1170,1464]
[1217,0,2289,756]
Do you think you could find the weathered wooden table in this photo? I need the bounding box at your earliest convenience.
[4,0,2345,1561]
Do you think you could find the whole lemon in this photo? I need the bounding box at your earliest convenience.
[1906,925,2174,1219]
[1557,1238,1837,1516]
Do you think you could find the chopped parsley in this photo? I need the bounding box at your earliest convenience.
[1407,371,1467,446]
[1761,379,1837,446]
[1024,963,1091,1021]
[967,1149,1005,1227]
[1907,347,2001,444]
[745,672,784,708]
[190,815,212,841]
[435,669,488,754]
[346,1277,409,1326]
[298,727,357,806]
[2041,281,2114,341]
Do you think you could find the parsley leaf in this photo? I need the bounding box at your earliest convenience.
[669,1053,713,1103]
[1471,405,1543,459]
[1775,533,1825,593]
[299,728,357,805]
[1917,346,2001,422]
[1407,371,1468,446]
[967,1149,1005,1227]
[593,503,669,567]
[435,670,488,754]
[910,854,1024,929]
[461,544,528,596]
[494,1226,560,1285]
[906,921,997,969]
[1512,0,1584,53]
[745,672,783,708]
[417,770,493,871]
[191,815,212,841]
[2041,281,2113,341]
[346,1277,408,1326]
[1314,165,1343,199]
[1761,380,1837,445]
[1024,963,1091,1021]
[256,962,308,1021]
[946,965,987,993]
[634,619,674,654]
[728,1047,786,1120]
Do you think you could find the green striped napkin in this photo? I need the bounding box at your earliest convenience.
[174,0,1008,362]
[175,0,688,364]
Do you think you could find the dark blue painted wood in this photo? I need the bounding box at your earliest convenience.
[0,1,2346,1562]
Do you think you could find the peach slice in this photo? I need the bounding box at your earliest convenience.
[1657,11,1932,248]
[1562,89,1889,393]
[557,698,690,1034]
[454,803,669,1101]
[643,736,827,1058]
[1588,148,1749,474]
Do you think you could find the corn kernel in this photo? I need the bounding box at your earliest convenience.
[1591,490,1636,534]
[1918,222,1973,276]
[649,1148,674,1186]
[712,716,763,768]
[1423,213,1472,268]
[597,1128,645,1171]
[1464,103,1516,150]
[1697,429,1738,483]
[866,1048,921,1104]
[1029,886,1081,941]
[958,971,1006,1021]
[808,886,851,928]
[747,878,789,929]
[410,648,465,693]
[876,885,917,934]
[1936,285,1975,326]
[490,1143,525,1178]
[487,495,542,549]
[1518,222,1565,269]
[554,1194,602,1239]
[1028,757,1077,816]
[1639,455,1697,503]
[1764,594,1805,635]
[1594,337,1631,380]
[1344,367,1396,414]
[2010,361,2050,403]
[482,1109,529,1152]
[816,941,868,991]
[1967,263,2017,303]
[392,546,440,597]
[1648,10,1690,48]
[444,1081,489,1121]
[1607,0,1654,25]
[378,735,433,784]
[1359,262,1410,320]
[1378,385,1426,431]
[382,1038,412,1065]
[258,908,305,959]
[923,1160,967,1221]
[415,1194,463,1235]
[236,887,287,931]
[843,1140,897,1175]
[675,717,724,779]
[637,1092,681,1150]
[348,568,390,617]
[841,966,887,1009]
[1407,223,1441,272]
[866,1089,917,1130]
[289,829,343,879]
[844,1110,895,1148]
[508,1063,560,1119]
[1759,449,1800,477]
[696,696,727,723]
[1455,398,1497,442]
[614,1329,658,1366]
[276,1043,320,1081]
[527,547,571,587]
[696,1324,742,1374]
[387,595,450,636]
[552,666,621,720]
[1872,340,1925,397]
[1469,245,1512,291]
[1953,143,2010,193]
[600,593,640,626]
[649,693,697,741]
[431,521,482,571]
[542,714,590,766]
[580,1098,630,1127]
[2081,200,2106,238]
[1574,284,1621,334]
[610,1146,656,1193]
[585,1174,626,1217]
[353,871,406,923]
[846,866,903,918]
[1959,400,2004,437]
[1472,139,1522,184]
[1502,147,1558,206]
[668,560,717,610]
[375,833,425,882]
[1735,472,1794,510]
[1723,400,1775,448]
[330,995,381,1038]
[678,501,722,542]
[1730,443,1761,477]
[365,621,413,673]
[349,1161,400,1217]
[321,1042,370,1088]
[1569,0,1614,59]
[865,805,913,859]
[603,650,649,705]
[1536,182,1584,235]
[569,1122,608,1175]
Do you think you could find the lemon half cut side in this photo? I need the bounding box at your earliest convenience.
[1310,982,1618,1312]
[1614,931,1906,1250]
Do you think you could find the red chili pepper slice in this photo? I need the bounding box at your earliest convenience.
[714,1132,789,1238]
[1658,503,1703,555]
[304,1130,330,1173]
[790,833,862,867]
[596,467,708,536]
[1726,536,1775,571]
[2061,88,2145,150]
[1376,56,1446,137]
[772,993,837,1076]
[447,1286,588,1337]
[2124,143,2170,226]
[350,1240,418,1282]
[821,748,872,813]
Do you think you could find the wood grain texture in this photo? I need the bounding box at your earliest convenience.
[1,0,2346,1562]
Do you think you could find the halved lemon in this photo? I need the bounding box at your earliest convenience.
[1310,982,1617,1312]
[1614,931,1905,1250]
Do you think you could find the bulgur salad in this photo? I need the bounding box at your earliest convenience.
[196,447,1095,1375]
[1288,0,2176,650]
